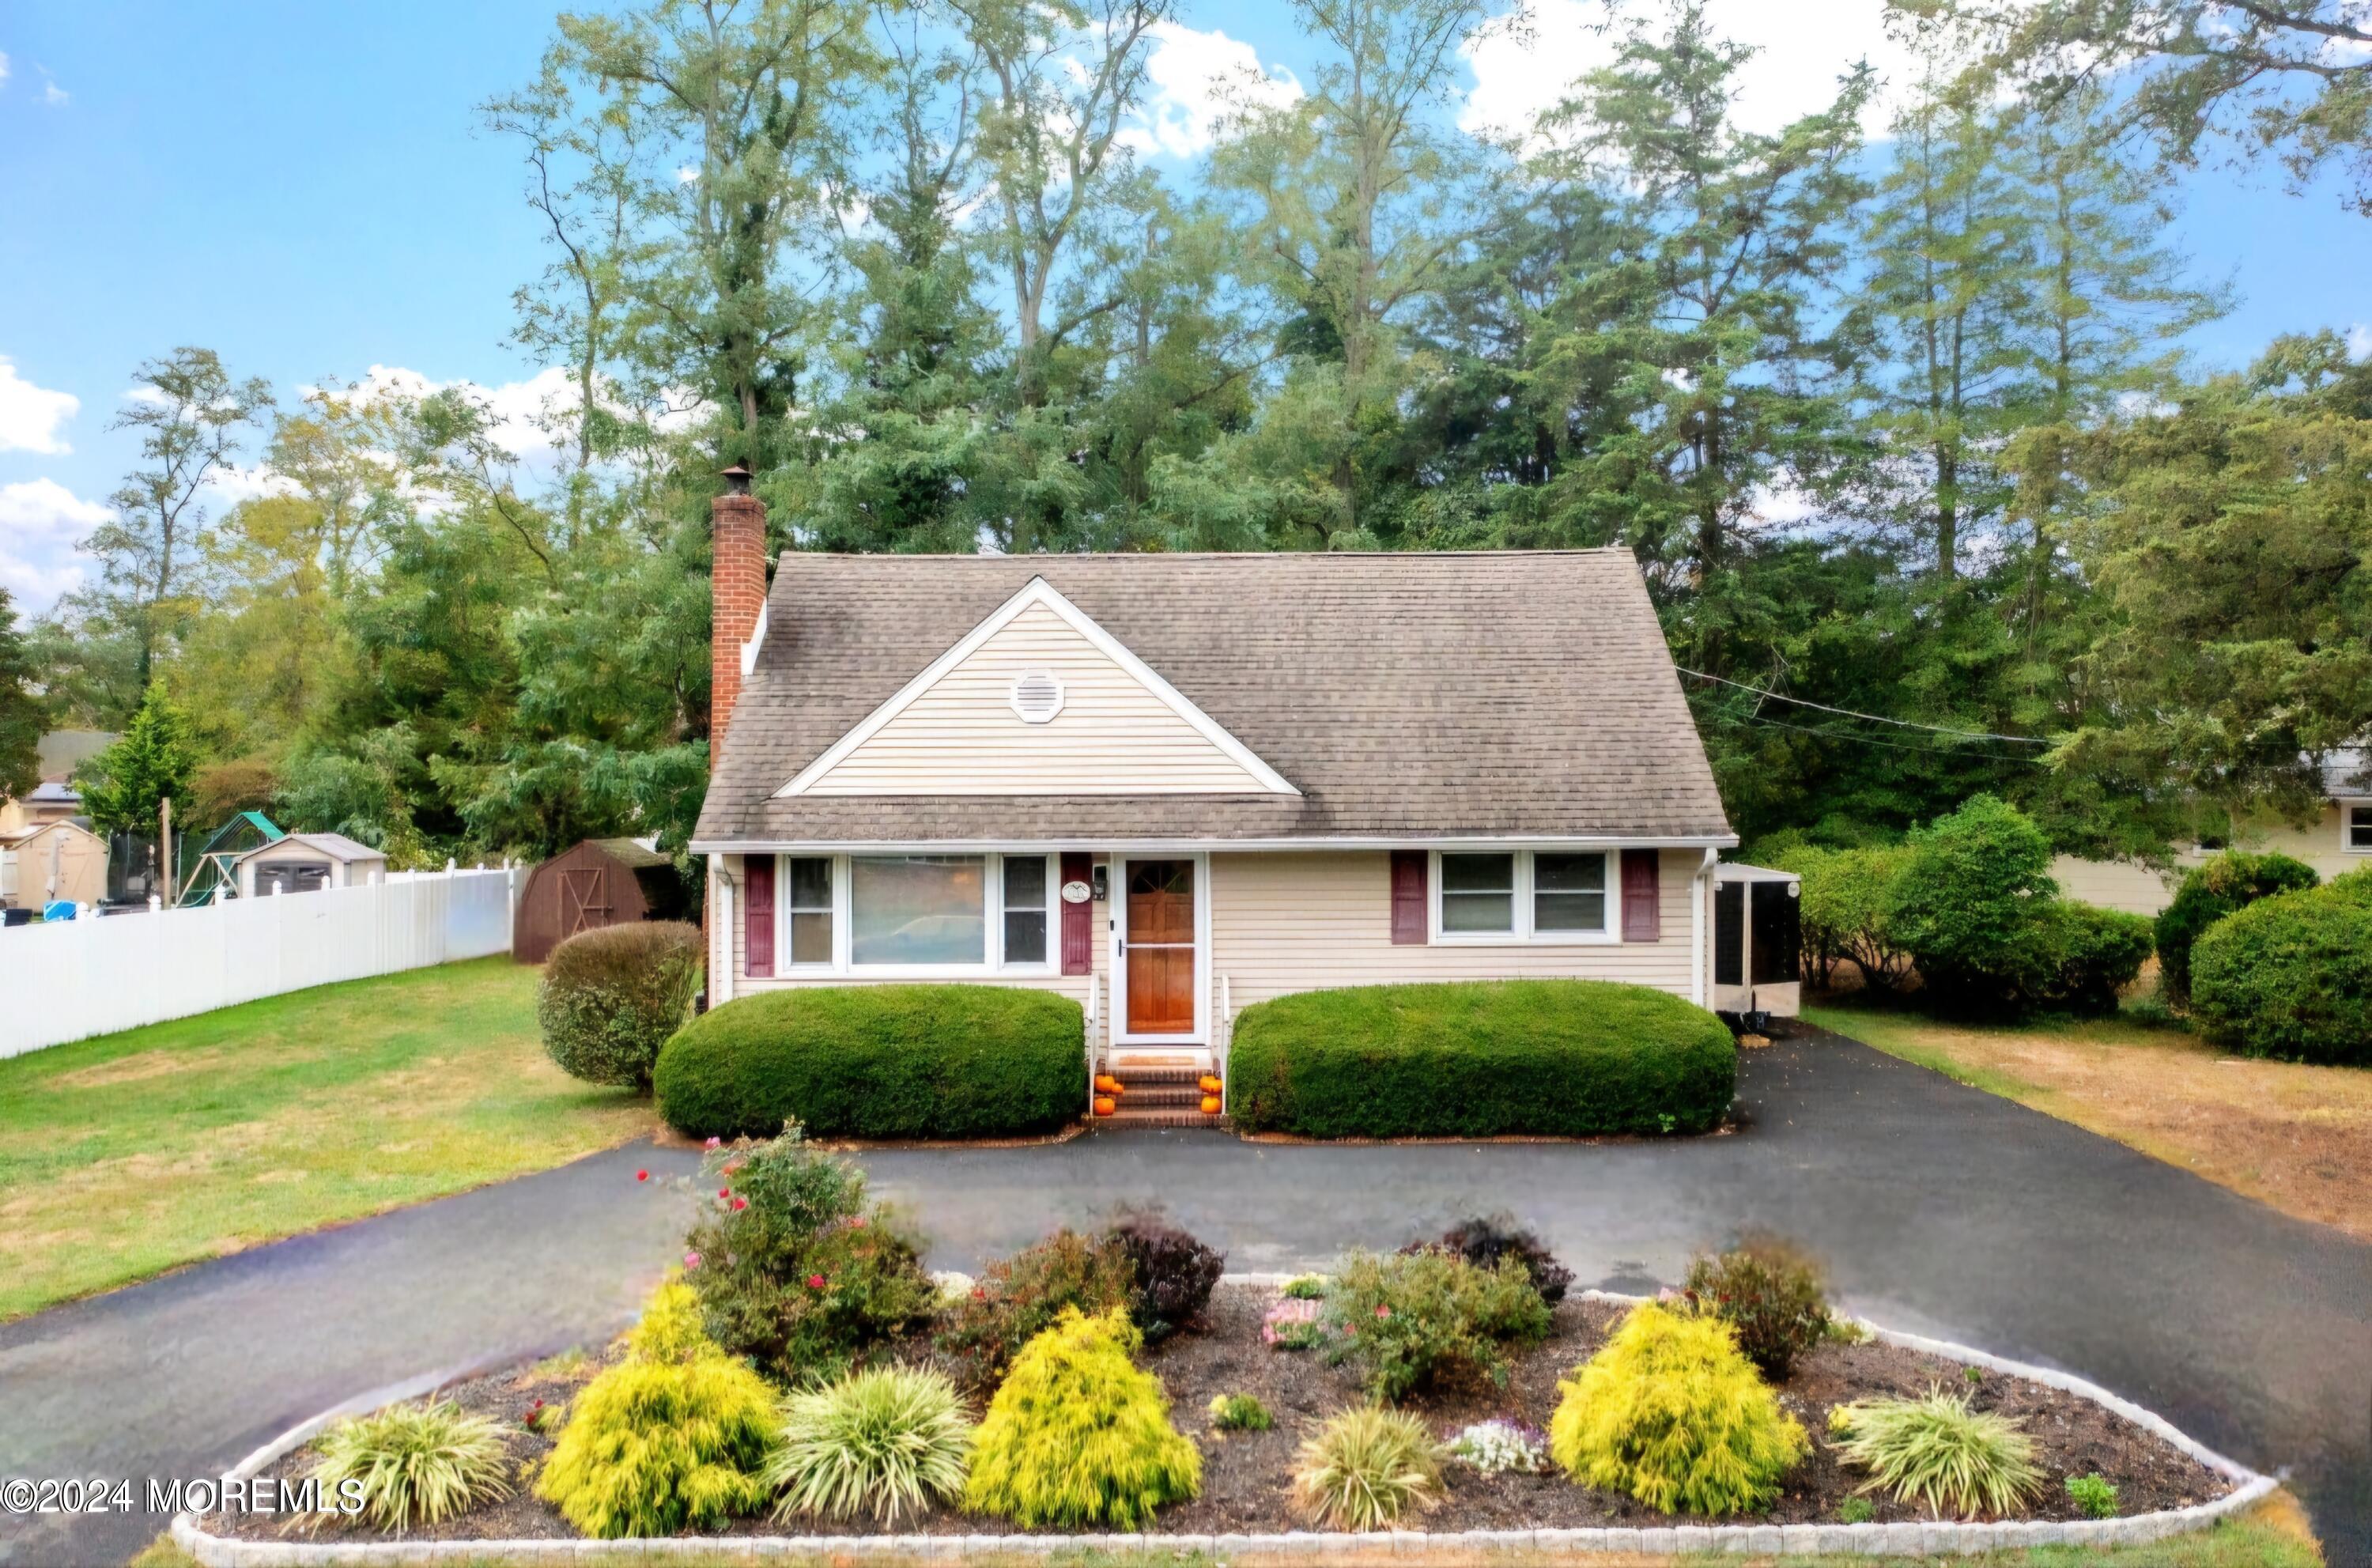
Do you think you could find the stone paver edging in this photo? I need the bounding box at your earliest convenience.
[171,1280,2276,1565]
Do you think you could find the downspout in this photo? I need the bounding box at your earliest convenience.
[712,854,737,1007]
[1690,848,1717,1008]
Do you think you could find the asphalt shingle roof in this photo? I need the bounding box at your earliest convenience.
[693,550,1734,847]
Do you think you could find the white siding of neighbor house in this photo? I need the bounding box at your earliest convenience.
[1207,849,1706,1010]
[2055,803,2368,916]
[795,604,1271,795]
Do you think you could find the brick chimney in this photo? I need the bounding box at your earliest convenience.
[710,464,766,761]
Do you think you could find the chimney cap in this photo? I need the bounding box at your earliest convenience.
[719,463,753,495]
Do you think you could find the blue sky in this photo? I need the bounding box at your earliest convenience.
[2,0,2365,611]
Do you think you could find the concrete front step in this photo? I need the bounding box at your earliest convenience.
[1109,1085,1211,1109]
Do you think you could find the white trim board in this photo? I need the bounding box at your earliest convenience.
[771,576,1299,799]
[693,833,1742,855]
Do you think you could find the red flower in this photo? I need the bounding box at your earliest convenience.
[806,1274,828,1290]
[718,1187,731,1199]
[703,1136,722,1150]
[1375,1305,1391,1320]
[635,1169,649,1182]
[972,1287,988,1300]
[731,1196,748,1211]
[846,1215,868,1230]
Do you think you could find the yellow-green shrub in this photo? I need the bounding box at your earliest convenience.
[961,1307,1201,1529]
[1548,1302,1807,1516]
[535,1277,780,1538]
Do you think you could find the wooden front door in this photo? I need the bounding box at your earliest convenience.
[1124,859,1196,1035]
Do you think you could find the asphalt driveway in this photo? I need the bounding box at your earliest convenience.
[3,1030,2366,1566]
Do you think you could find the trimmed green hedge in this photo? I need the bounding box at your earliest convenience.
[2190,870,2372,1066]
[655,984,1085,1140]
[2154,851,2319,1006]
[1226,980,1736,1139]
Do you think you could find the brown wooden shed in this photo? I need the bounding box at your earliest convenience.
[514,837,693,964]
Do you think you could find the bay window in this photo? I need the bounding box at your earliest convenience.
[1433,849,1615,942]
[769,852,1056,972]
[851,855,986,965]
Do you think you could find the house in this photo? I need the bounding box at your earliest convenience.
[515,837,695,963]
[232,831,388,896]
[2053,747,2371,916]
[689,482,1740,1097]
[0,730,114,838]
[0,819,107,910]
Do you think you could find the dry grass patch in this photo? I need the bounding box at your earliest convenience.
[1807,1004,2372,1241]
[0,958,655,1320]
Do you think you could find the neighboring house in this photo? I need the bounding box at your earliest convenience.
[0,819,107,909]
[0,779,85,837]
[2054,747,2372,916]
[689,485,1742,1086]
[233,832,388,896]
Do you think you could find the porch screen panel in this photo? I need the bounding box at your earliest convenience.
[744,856,776,978]
[1713,880,1744,987]
[1750,882,1800,985]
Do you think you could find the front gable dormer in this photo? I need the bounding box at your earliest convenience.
[777,577,1297,798]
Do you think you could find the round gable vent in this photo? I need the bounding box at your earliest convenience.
[1009,670,1066,724]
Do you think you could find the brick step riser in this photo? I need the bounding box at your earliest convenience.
[1104,1087,1212,1109]
[1099,1111,1231,1129]
[1096,1066,1211,1086]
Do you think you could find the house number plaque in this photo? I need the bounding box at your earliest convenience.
[1059,879,1093,904]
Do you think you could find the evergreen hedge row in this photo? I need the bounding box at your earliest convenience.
[2189,868,2372,1066]
[1225,979,1736,1139]
[654,984,1085,1140]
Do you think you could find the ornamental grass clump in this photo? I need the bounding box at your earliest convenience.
[309,1397,512,1532]
[961,1308,1202,1529]
[765,1366,973,1525]
[1829,1387,2041,1520]
[535,1278,780,1538]
[1291,1406,1445,1530]
[1548,1302,1807,1517]
[1323,1248,1551,1400]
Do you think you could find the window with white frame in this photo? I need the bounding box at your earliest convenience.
[788,856,833,965]
[2350,804,2372,852]
[777,852,1056,972]
[1434,849,1614,940]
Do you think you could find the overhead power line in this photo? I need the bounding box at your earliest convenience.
[1675,667,2057,746]
[1704,708,2052,766]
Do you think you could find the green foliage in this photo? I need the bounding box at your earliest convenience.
[1109,1215,1225,1343]
[1771,844,1915,992]
[1838,1496,1875,1525]
[654,985,1085,1141]
[1830,1386,2042,1520]
[0,589,42,803]
[536,1278,780,1538]
[1226,980,1736,1138]
[2067,1472,2121,1519]
[309,1397,512,1532]
[961,1308,1202,1529]
[2031,901,2159,1016]
[682,1126,938,1385]
[2190,876,2372,1066]
[1290,1406,1445,1531]
[1320,1249,1551,1401]
[537,921,704,1090]
[1548,1302,1809,1517]
[764,1366,973,1526]
[936,1228,1139,1389]
[1886,794,2060,1008]
[1207,1392,1273,1432]
[1282,1275,1329,1301]
[1683,1241,1831,1381]
[77,683,198,837]
[2155,852,2321,1005]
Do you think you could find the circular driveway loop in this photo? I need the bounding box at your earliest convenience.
[2,1032,2366,1567]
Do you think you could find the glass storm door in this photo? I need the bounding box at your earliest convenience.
[1123,859,1196,1035]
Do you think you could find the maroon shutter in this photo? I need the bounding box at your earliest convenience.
[1060,852,1092,975]
[1390,851,1428,945]
[744,856,775,977]
[1621,848,1660,942]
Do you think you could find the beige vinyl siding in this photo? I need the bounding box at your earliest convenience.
[2053,804,2367,917]
[722,852,1114,1054]
[1209,849,1706,1011]
[799,604,1271,795]
[2049,856,2181,917]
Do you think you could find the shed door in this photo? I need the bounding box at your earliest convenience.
[560,865,611,936]
[1124,859,1195,1035]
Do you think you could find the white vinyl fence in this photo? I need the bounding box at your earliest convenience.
[2,867,519,1060]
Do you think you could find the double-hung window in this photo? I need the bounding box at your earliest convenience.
[2349,804,2372,852]
[770,852,1056,972]
[1433,849,1615,941]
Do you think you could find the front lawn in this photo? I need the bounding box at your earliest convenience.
[0,957,654,1321]
[1805,1001,2372,1242]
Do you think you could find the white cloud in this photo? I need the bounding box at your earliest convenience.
[0,478,110,608]
[0,52,11,89]
[2348,323,2372,361]
[1120,22,1303,158]
[37,66,66,106]
[0,358,80,455]
[1462,0,1922,145]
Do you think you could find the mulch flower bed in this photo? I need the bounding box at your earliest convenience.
[209,1285,2234,1545]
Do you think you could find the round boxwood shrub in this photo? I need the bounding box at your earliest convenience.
[1226,979,1736,1139]
[2030,900,2156,1016]
[2154,851,2319,1005]
[2190,874,2372,1066]
[538,920,705,1089]
[655,984,1085,1140]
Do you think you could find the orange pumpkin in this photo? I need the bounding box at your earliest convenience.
[1093,1096,1117,1116]
[1198,1075,1223,1094]
[1200,1094,1222,1115]
[1094,1074,1125,1095]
